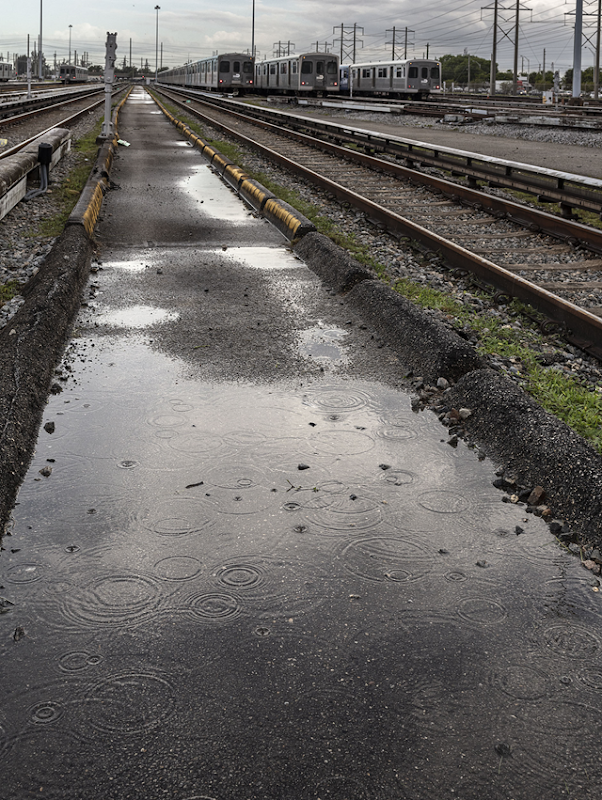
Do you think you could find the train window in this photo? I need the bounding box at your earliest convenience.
[352,68,358,79]
[408,67,418,78]
[421,67,428,78]
[327,61,337,74]
[362,68,371,78]
[280,63,287,74]
[292,62,297,74]
[244,62,253,73]
[301,61,313,74]
[316,61,324,74]
[378,67,387,78]
[233,61,240,72]
[220,61,230,73]
[270,63,277,75]
[395,66,405,78]
[431,66,440,80]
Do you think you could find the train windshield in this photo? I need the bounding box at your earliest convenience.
[301,61,313,74]
[327,61,337,74]
[243,62,253,73]
[220,61,230,73]
[431,66,440,80]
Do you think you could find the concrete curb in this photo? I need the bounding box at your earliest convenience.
[294,232,378,293]
[0,89,130,534]
[148,91,316,241]
[446,369,602,538]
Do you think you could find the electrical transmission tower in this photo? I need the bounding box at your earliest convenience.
[386,27,414,60]
[332,23,364,63]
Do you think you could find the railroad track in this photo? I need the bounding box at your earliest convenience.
[0,87,124,160]
[155,85,602,359]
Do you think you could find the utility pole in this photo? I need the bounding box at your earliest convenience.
[573,0,583,97]
[594,0,602,100]
[491,0,498,94]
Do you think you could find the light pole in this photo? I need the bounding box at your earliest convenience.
[251,0,255,61]
[68,25,72,64]
[155,5,160,82]
[38,0,43,79]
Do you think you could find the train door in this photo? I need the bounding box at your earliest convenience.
[315,60,325,90]
[232,60,241,86]
[291,59,298,91]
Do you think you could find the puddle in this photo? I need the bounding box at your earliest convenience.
[298,324,349,365]
[95,304,179,328]
[179,165,253,222]
[206,246,303,270]
[3,333,602,798]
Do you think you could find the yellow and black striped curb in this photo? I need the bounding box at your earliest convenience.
[148,90,316,241]
[68,87,132,238]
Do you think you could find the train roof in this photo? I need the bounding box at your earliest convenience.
[257,52,338,63]
[344,58,441,68]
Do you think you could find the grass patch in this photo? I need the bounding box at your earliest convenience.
[0,280,20,307]
[36,119,104,237]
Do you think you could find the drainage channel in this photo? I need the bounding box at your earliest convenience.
[2,86,602,800]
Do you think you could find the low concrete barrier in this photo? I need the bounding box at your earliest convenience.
[0,128,71,221]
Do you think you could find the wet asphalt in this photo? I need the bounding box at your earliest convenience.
[2,87,602,799]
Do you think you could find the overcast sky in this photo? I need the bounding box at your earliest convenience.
[0,0,596,75]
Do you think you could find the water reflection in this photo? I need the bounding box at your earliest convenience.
[2,340,602,799]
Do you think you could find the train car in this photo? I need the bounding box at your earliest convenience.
[160,53,254,93]
[59,64,89,83]
[0,62,15,82]
[254,52,339,95]
[342,58,441,100]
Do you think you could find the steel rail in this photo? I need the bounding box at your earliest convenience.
[183,90,602,217]
[157,87,602,357]
[0,87,104,125]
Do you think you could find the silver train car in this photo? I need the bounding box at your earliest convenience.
[59,65,89,83]
[254,52,340,95]
[0,62,15,82]
[341,59,441,99]
[159,53,254,93]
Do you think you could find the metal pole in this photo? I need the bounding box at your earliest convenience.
[573,0,583,97]
[490,0,498,95]
[155,5,160,82]
[69,25,72,64]
[38,0,43,79]
[27,34,31,98]
[391,26,395,59]
[513,0,520,94]
[251,0,255,60]
[594,0,602,100]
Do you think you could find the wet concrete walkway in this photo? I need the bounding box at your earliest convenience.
[2,87,602,800]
